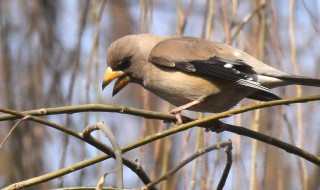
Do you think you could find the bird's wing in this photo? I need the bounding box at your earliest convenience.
[148,37,281,101]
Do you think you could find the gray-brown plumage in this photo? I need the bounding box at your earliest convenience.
[102,34,320,123]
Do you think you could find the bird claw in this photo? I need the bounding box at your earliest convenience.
[205,121,227,133]
[169,107,182,114]
[169,109,183,124]
[174,113,183,124]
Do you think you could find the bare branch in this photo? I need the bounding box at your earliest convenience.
[1,109,154,190]
[143,140,232,189]
[230,3,266,43]
[2,95,320,189]
[0,116,30,149]
[94,122,123,190]
[216,141,233,190]
[0,94,319,124]
[220,123,320,166]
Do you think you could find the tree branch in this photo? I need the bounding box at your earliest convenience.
[91,122,123,190]
[143,140,232,190]
[2,95,320,189]
[221,123,320,166]
[216,140,233,190]
[0,108,154,190]
[0,116,30,149]
[0,104,176,122]
[0,95,319,124]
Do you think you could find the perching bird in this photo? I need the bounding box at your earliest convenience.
[102,34,320,123]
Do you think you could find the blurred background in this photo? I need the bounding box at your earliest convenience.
[0,0,319,189]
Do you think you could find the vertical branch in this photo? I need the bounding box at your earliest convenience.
[289,0,308,189]
[200,2,215,184]
[250,2,266,189]
[269,1,285,188]
[176,0,197,188]
[85,0,106,106]
[160,124,171,190]
[140,0,148,33]
[72,1,90,185]
[231,2,240,189]
[182,129,191,190]
[94,0,107,105]
[176,0,194,36]
[232,124,242,190]
[219,0,231,43]
[176,0,183,36]
[257,1,266,61]
[250,109,260,190]
[197,118,206,189]
[190,125,203,190]
[205,0,214,39]
[58,1,91,187]
[95,122,123,190]
[181,0,195,35]
[231,0,238,26]
[84,0,106,182]
[216,142,233,190]
[191,1,214,188]
[230,1,241,189]
[139,1,151,185]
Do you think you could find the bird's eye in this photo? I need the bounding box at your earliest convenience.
[119,57,131,70]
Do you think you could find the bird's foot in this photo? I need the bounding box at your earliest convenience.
[169,99,206,124]
[169,108,184,124]
[205,120,227,133]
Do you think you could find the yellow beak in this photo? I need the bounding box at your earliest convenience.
[102,67,131,96]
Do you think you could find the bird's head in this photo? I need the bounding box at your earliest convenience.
[102,34,165,96]
[102,36,136,96]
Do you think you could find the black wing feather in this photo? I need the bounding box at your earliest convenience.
[175,56,282,101]
[247,91,282,101]
[176,57,268,91]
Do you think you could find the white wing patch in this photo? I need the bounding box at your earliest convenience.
[233,51,241,57]
[223,63,233,68]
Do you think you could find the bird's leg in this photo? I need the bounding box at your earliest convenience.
[169,98,205,124]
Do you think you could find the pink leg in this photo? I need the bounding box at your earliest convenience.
[169,98,205,124]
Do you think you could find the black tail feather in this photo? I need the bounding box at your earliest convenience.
[277,75,320,87]
[247,90,282,102]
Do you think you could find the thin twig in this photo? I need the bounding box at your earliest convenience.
[216,141,233,190]
[205,0,214,39]
[289,0,308,189]
[94,122,123,190]
[143,140,232,189]
[222,123,320,166]
[250,110,260,190]
[81,126,155,190]
[190,127,203,190]
[3,154,108,190]
[0,116,30,149]
[66,2,90,185]
[218,0,231,43]
[180,0,195,35]
[230,3,266,44]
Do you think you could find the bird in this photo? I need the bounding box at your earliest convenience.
[102,34,320,124]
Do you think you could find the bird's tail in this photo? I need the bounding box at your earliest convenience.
[277,75,320,87]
